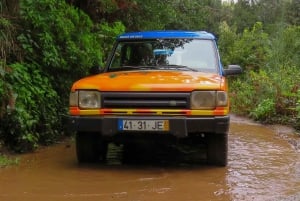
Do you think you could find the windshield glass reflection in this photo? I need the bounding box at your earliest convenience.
[109,39,219,73]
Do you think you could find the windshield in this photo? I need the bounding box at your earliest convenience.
[108,39,219,73]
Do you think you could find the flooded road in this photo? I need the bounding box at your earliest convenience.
[1,115,300,201]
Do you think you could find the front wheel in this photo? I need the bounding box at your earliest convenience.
[206,133,228,166]
[76,132,108,163]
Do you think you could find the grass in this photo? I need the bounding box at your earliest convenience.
[0,154,19,167]
[0,142,19,167]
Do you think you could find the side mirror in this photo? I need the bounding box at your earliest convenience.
[89,65,103,75]
[224,65,242,76]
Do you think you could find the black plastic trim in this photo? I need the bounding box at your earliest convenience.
[65,115,230,138]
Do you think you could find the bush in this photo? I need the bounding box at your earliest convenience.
[297,90,300,117]
[0,0,125,152]
[220,22,269,72]
[230,70,275,116]
[19,0,125,98]
[0,63,60,152]
[228,23,300,126]
[250,98,275,121]
[19,0,103,92]
[266,25,300,71]
[230,65,299,123]
[229,78,255,115]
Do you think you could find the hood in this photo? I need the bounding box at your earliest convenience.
[72,70,225,92]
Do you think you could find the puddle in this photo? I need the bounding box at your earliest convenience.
[0,115,300,201]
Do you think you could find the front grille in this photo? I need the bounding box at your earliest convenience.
[102,92,190,109]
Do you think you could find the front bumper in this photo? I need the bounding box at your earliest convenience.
[66,115,230,138]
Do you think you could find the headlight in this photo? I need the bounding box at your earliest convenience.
[191,91,228,109]
[78,90,101,109]
[191,91,216,109]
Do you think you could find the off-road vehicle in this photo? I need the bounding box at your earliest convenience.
[67,30,242,166]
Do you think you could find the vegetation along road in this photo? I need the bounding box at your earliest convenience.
[1,1,300,200]
[0,115,299,201]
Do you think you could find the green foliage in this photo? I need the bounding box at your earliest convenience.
[294,93,300,131]
[0,154,19,167]
[229,70,275,116]
[1,0,300,152]
[270,65,300,116]
[19,0,103,78]
[0,0,125,152]
[164,0,223,32]
[0,63,60,152]
[226,22,269,72]
[249,70,276,102]
[0,16,20,118]
[122,0,175,30]
[96,0,223,32]
[229,78,255,115]
[296,90,300,118]
[250,98,275,121]
[255,0,286,26]
[227,22,300,126]
[264,26,300,121]
[95,22,125,60]
[230,62,300,124]
[266,25,300,70]
[231,0,259,32]
[18,0,125,97]
[285,0,300,25]
[218,21,238,66]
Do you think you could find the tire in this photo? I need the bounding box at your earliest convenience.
[76,132,108,163]
[206,133,228,166]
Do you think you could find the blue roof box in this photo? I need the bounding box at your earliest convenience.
[117,30,215,41]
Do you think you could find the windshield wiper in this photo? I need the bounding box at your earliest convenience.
[160,65,199,72]
[120,65,159,70]
[113,65,199,72]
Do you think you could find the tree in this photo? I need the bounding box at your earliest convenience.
[0,0,124,152]
[66,0,224,32]
[286,0,300,25]
[232,0,259,32]
[1,0,19,16]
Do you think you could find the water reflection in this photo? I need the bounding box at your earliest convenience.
[227,122,300,201]
[0,117,300,201]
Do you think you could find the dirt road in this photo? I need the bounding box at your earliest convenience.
[0,115,300,201]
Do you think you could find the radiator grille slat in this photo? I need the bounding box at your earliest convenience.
[102,92,190,109]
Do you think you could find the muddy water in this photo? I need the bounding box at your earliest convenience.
[1,116,300,201]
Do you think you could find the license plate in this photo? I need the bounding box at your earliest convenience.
[118,119,169,131]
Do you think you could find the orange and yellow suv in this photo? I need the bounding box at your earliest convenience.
[68,31,242,166]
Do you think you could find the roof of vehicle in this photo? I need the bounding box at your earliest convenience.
[117,30,216,41]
